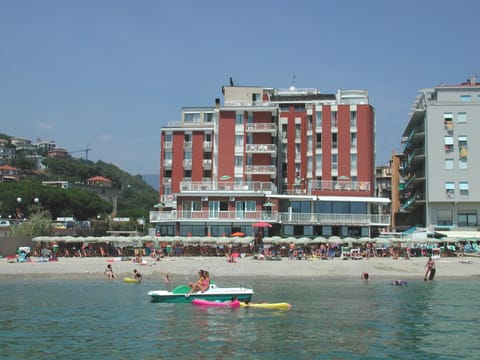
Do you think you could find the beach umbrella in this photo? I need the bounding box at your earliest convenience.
[297,237,311,245]
[328,236,343,245]
[220,175,231,180]
[231,231,245,237]
[252,221,272,228]
[356,237,371,245]
[311,236,327,244]
[374,237,392,246]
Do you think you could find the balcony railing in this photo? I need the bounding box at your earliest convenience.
[279,212,390,226]
[179,181,277,194]
[163,159,173,169]
[308,180,370,192]
[150,210,390,226]
[244,165,276,175]
[245,144,277,153]
[245,123,277,133]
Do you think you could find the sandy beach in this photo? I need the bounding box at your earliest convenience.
[1,255,479,281]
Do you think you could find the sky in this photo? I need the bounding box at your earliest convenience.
[1,0,479,176]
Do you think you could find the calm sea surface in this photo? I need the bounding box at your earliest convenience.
[0,278,479,359]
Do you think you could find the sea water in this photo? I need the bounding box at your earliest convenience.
[0,278,479,359]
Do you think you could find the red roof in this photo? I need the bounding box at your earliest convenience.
[88,176,111,182]
[0,165,18,171]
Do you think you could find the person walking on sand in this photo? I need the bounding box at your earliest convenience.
[424,256,435,281]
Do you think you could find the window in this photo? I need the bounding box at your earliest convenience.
[294,104,305,112]
[184,133,192,142]
[436,209,453,226]
[444,158,454,170]
[445,182,455,197]
[247,112,253,124]
[316,154,322,169]
[351,154,357,171]
[165,134,172,142]
[444,136,454,153]
[316,134,322,149]
[459,182,469,196]
[443,112,453,131]
[291,201,311,213]
[184,113,200,123]
[235,135,243,146]
[316,111,322,128]
[204,113,214,122]
[458,212,477,227]
[331,111,337,128]
[460,95,471,102]
[459,158,468,169]
[280,104,290,112]
[183,170,192,178]
[235,113,244,124]
[458,136,468,159]
[350,133,357,149]
[457,112,466,123]
[350,111,357,127]
[235,156,243,166]
[332,133,338,149]
[184,151,192,160]
[295,124,301,138]
[164,151,172,160]
[332,154,338,171]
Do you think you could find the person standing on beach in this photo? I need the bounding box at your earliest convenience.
[424,256,435,281]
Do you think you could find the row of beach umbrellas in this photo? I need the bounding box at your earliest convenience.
[32,234,459,247]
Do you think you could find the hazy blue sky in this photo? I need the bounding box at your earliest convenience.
[1,0,479,175]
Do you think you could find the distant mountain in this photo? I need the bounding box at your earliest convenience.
[143,174,159,191]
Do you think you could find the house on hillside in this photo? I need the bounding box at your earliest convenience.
[87,176,112,188]
[0,165,20,182]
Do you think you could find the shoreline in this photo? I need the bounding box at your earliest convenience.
[1,256,479,281]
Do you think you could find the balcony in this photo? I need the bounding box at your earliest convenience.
[150,210,278,223]
[163,142,172,149]
[149,210,390,227]
[309,180,370,193]
[179,180,277,194]
[279,212,390,226]
[183,159,192,169]
[203,141,212,151]
[203,159,212,169]
[245,123,277,134]
[184,141,192,149]
[245,165,277,175]
[163,159,173,169]
[245,143,277,154]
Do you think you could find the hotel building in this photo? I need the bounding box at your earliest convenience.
[151,84,390,238]
[397,76,480,231]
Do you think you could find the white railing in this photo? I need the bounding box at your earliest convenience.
[308,180,370,192]
[245,123,277,132]
[179,181,277,193]
[244,165,276,174]
[150,210,390,226]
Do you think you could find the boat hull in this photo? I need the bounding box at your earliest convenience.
[148,284,253,304]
